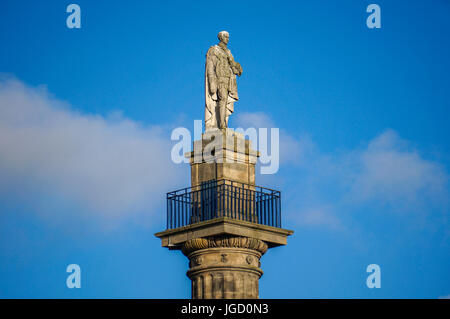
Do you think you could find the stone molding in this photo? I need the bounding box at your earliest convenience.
[182,235,268,256]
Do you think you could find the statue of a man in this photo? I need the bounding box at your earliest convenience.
[205,31,243,129]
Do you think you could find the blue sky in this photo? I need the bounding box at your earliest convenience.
[0,0,449,298]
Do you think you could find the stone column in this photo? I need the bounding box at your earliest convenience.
[156,128,293,299]
[182,235,268,299]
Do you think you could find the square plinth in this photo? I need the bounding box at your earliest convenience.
[185,128,259,186]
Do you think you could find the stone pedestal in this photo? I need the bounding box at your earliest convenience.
[186,129,260,223]
[156,129,293,299]
[186,128,259,187]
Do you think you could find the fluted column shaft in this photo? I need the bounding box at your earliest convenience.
[182,236,268,299]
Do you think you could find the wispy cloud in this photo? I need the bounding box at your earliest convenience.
[237,112,449,231]
[234,111,314,166]
[299,130,448,229]
[0,76,184,223]
[293,205,344,231]
[347,129,448,211]
[234,111,275,129]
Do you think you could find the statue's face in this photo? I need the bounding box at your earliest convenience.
[220,33,229,45]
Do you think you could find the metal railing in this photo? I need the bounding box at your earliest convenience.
[166,179,281,229]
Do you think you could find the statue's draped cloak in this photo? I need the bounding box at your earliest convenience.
[205,45,239,129]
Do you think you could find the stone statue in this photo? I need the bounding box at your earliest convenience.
[205,31,243,129]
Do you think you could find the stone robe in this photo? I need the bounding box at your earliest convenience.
[205,44,242,129]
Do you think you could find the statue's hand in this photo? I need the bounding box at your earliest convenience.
[211,93,218,101]
[209,82,217,96]
[235,62,243,76]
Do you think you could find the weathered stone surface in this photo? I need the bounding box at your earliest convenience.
[183,235,265,299]
[205,31,242,129]
[186,128,258,186]
[182,235,268,255]
[155,217,294,249]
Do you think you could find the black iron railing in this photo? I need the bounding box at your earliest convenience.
[166,179,281,229]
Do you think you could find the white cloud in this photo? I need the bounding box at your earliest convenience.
[293,205,344,231]
[348,130,448,209]
[0,77,184,222]
[236,112,449,230]
[234,111,274,129]
[339,129,449,214]
[234,111,314,166]
[304,130,448,227]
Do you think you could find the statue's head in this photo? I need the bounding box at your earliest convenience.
[218,31,229,45]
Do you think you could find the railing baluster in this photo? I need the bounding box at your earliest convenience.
[174,198,177,228]
[252,189,254,223]
[240,187,242,221]
[243,188,245,222]
[259,195,262,225]
[234,184,237,220]
[165,179,283,230]
[185,192,188,226]
[245,188,248,222]
[211,182,214,220]
[237,187,240,220]
[222,184,225,218]
[261,194,266,225]
[278,193,281,227]
[274,195,277,227]
[242,188,245,222]
[208,184,211,221]
[201,187,205,223]
[196,190,200,223]
[206,186,208,222]
[271,195,274,227]
[167,196,171,229]
[239,186,242,221]
[264,195,267,226]
[178,198,181,228]
[209,182,213,220]
[256,194,259,225]
[173,198,176,228]
[181,194,184,227]
[182,192,185,227]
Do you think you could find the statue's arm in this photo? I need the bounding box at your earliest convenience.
[206,51,218,96]
[232,61,242,76]
[227,52,242,76]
